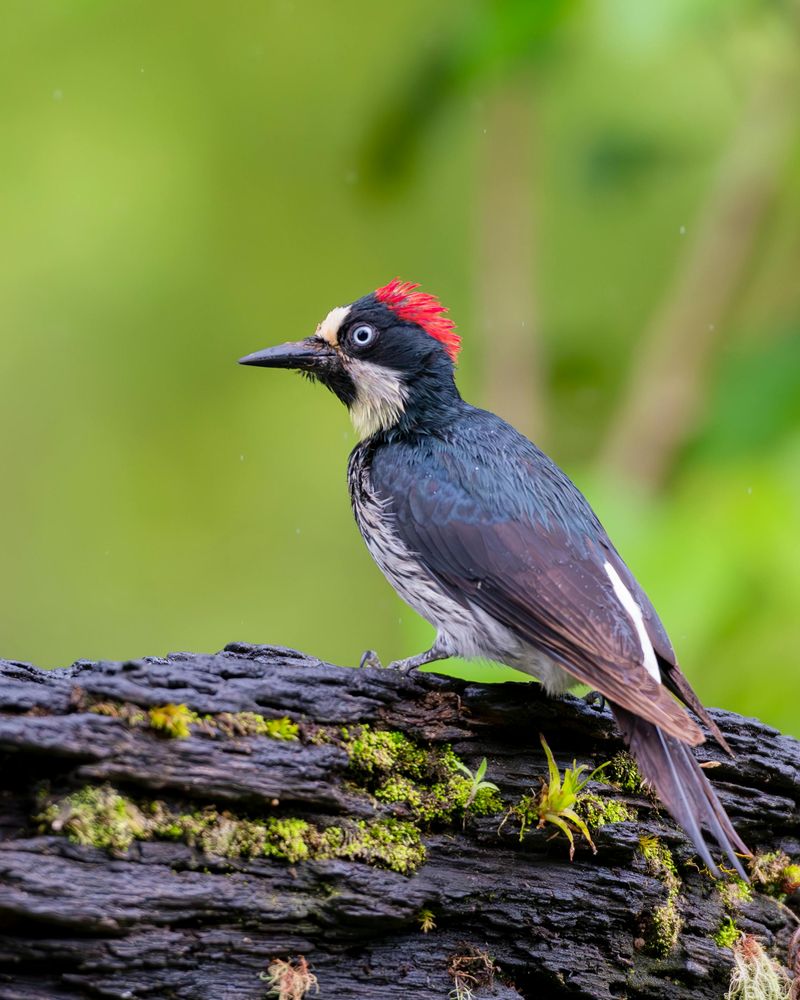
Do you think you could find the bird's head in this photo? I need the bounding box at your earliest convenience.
[239,279,462,438]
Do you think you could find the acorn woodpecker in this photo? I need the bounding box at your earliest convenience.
[239,278,749,877]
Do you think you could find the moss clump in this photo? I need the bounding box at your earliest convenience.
[578,793,637,829]
[714,915,740,949]
[342,725,426,779]
[88,698,299,742]
[607,752,645,794]
[37,784,148,852]
[154,808,313,863]
[342,725,503,825]
[89,701,147,725]
[639,835,680,891]
[148,703,200,738]
[718,876,753,911]
[639,835,682,956]
[750,851,800,897]
[38,785,425,874]
[215,713,299,740]
[783,865,800,893]
[648,900,683,957]
[319,818,424,874]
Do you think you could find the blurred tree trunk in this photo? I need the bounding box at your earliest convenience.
[599,70,798,490]
[476,75,547,442]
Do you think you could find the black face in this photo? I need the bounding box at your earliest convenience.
[335,295,449,373]
[238,291,460,433]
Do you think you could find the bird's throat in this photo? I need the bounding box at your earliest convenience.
[346,360,409,438]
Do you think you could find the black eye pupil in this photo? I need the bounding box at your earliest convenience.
[353,325,374,345]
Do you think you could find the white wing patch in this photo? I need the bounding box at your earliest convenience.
[603,560,661,683]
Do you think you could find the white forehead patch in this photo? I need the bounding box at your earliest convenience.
[316,304,351,347]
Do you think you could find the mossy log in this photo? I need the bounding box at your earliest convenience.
[0,642,798,999]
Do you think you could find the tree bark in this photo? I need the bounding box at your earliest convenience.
[0,643,798,999]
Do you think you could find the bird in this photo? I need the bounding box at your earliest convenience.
[239,277,749,878]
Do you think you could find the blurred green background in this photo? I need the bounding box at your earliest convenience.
[1,0,798,736]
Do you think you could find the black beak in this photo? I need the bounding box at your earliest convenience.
[238,337,337,372]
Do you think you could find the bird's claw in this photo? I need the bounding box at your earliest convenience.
[358,649,383,670]
[358,650,418,672]
[386,658,417,674]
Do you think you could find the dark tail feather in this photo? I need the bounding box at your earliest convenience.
[659,659,734,757]
[612,704,750,880]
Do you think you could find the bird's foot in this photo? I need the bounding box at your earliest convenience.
[583,689,608,712]
[385,657,419,674]
[358,649,383,670]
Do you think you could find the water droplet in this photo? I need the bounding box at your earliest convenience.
[679,225,686,236]
[52,89,63,102]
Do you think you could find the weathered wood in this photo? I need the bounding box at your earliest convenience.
[0,642,797,999]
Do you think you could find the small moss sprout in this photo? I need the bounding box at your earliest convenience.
[639,835,683,956]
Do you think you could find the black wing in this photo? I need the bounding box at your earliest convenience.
[370,413,703,746]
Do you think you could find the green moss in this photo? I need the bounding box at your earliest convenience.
[38,784,424,873]
[750,851,800,897]
[503,736,607,860]
[89,701,147,725]
[639,836,683,956]
[718,877,753,910]
[470,785,505,816]
[320,818,424,874]
[509,791,539,838]
[715,915,740,949]
[579,792,637,829]
[88,698,298,742]
[639,835,679,893]
[782,865,800,893]
[215,712,299,740]
[647,898,683,957]
[342,725,503,825]
[148,703,200,738]
[37,784,148,852]
[607,751,645,794]
[342,725,427,779]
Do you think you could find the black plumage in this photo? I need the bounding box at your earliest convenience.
[240,280,750,878]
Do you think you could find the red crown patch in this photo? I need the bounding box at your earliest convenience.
[374,278,461,362]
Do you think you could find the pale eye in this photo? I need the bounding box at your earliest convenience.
[350,323,377,349]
